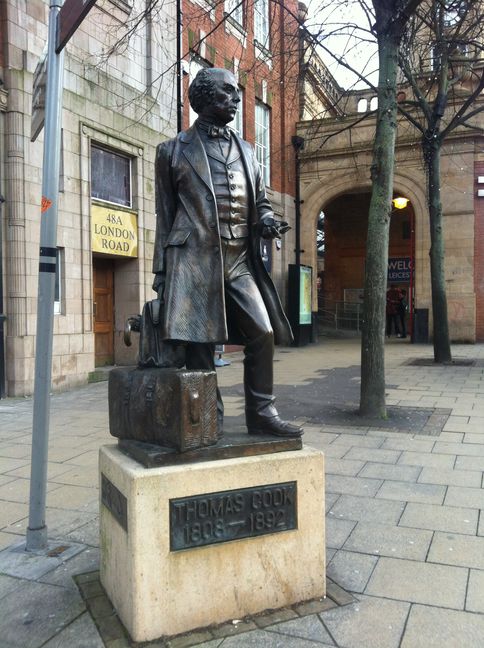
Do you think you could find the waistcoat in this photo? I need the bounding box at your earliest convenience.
[204,139,249,239]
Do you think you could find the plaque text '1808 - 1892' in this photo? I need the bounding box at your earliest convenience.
[170,481,297,550]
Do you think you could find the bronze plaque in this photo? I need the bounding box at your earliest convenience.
[170,481,297,550]
[101,473,128,531]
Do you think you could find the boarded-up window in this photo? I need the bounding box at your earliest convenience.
[91,146,131,207]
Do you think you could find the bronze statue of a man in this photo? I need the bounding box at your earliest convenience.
[152,67,303,439]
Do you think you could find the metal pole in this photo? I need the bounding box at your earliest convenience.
[291,136,304,268]
[0,195,6,399]
[26,0,64,551]
[176,0,183,133]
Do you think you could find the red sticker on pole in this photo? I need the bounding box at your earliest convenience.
[41,196,53,213]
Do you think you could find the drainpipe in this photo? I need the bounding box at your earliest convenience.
[291,135,304,267]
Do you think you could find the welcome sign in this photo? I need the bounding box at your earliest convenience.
[388,257,412,283]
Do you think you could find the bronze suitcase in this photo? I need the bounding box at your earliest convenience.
[109,367,218,452]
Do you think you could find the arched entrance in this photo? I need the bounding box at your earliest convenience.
[312,190,416,337]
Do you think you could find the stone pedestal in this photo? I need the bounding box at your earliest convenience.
[99,444,325,642]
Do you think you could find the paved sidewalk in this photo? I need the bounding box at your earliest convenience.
[1,338,484,647]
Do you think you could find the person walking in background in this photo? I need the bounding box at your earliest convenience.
[386,285,402,338]
[398,289,408,338]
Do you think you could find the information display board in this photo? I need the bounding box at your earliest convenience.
[299,265,312,325]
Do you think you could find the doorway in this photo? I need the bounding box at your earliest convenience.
[93,257,114,366]
[318,191,415,336]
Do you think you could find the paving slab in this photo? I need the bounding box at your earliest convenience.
[325,517,357,549]
[376,480,446,505]
[445,485,484,509]
[0,579,86,648]
[0,539,85,580]
[324,493,340,510]
[398,502,478,535]
[0,500,29,528]
[365,557,467,609]
[40,612,104,648]
[0,573,24,600]
[253,608,299,628]
[342,447,402,464]
[325,475,383,497]
[329,494,406,525]
[40,548,100,589]
[380,438,435,452]
[319,594,410,648]
[466,569,484,613]
[357,462,421,482]
[433,441,484,456]
[427,531,484,569]
[417,466,481,487]
[331,436,384,449]
[41,485,98,510]
[0,477,62,504]
[401,604,484,647]
[266,615,334,643]
[0,530,23,549]
[343,522,433,560]
[324,457,365,476]
[220,629,333,647]
[66,518,100,546]
[397,451,455,469]
[455,455,484,471]
[437,432,464,443]
[326,550,378,593]
[166,631,216,648]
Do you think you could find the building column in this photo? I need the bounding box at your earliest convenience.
[5,106,28,339]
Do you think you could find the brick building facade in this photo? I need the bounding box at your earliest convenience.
[181,0,304,297]
[0,0,310,396]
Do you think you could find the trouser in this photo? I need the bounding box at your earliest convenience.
[386,313,400,336]
[399,311,407,337]
[185,238,277,433]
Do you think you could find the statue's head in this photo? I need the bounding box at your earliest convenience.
[188,68,240,125]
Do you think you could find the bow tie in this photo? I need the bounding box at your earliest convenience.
[207,125,231,140]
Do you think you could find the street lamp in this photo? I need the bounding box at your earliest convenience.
[392,196,409,210]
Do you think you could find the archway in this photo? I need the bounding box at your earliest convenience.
[304,185,419,337]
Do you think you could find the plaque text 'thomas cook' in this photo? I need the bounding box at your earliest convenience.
[169,481,297,550]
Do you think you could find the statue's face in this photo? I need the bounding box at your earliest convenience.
[200,69,240,125]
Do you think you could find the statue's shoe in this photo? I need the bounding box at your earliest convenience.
[247,416,303,438]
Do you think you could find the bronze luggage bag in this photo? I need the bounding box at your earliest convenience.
[108,367,218,452]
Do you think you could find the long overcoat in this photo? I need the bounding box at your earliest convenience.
[153,124,292,346]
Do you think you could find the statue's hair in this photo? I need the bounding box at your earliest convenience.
[188,69,217,114]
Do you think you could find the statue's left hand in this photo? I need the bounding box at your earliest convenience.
[152,273,166,304]
[260,217,281,239]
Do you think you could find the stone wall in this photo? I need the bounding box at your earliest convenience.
[1,0,177,395]
[297,109,483,342]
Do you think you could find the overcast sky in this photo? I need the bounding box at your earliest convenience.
[303,0,379,90]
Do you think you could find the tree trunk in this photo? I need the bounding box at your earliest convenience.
[424,136,452,363]
[360,30,400,417]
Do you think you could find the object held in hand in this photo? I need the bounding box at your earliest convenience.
[275,220,291,235]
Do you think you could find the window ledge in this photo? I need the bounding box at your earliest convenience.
[192,0,216,18]
[110,0,132,13]
[224,13,247,45]
[255,40,272,68]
